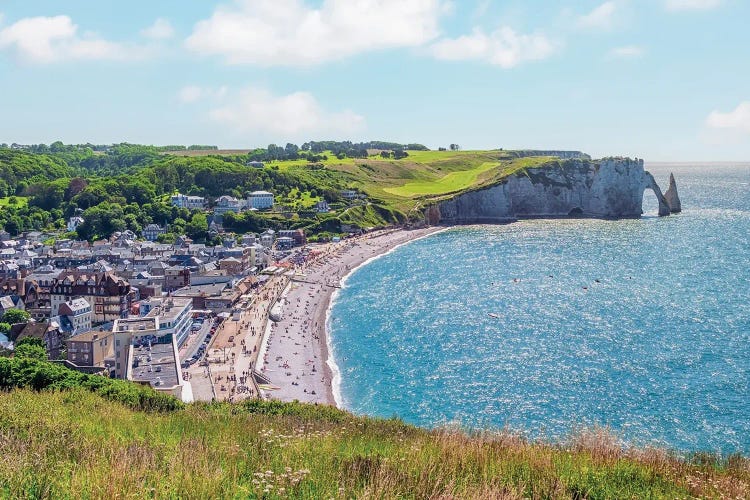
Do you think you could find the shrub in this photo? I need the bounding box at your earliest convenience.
[0,357,184,412]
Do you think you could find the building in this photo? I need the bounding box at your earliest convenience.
[246,161,264,168]
[142,224,166,242]
[50,271,133,324]
[11,321,65,360]
[58,297,93,334]
[315,200,329,213]
[172,282,237,313]
[218,257,243,276]
[260,230,275,248]
[138,296,193,347]
[341,189,358,200]
[213,195,245,215]
[112,296,192,375]
[112,316,191,402]
[0,294,24,316]
[66,329,114,368]
[276,237,294,250]
[164,266,190,291]
[248,191,274,210]
[170,193,206,210]
[278,229,307,247]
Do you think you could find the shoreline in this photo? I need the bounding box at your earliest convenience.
[259,225,446,406]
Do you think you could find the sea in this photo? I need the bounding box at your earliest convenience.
[327,163,750,455]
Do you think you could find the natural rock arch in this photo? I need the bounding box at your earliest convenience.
[642,172,672,217]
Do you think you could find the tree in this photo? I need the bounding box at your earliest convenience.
[14,342,47,361]
[185,213,208,240]
[0,323,10,334]
[2,309,30,325]
[449,144,461,151]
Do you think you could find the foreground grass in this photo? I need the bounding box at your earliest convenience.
[1,391,748,499]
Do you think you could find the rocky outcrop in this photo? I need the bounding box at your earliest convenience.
[429,158,677,224]
[663,173,682,213]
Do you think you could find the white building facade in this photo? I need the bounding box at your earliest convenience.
[249,191,274,209]
[171,193,206,210]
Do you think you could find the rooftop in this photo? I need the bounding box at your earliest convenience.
[67,329,112,343]
[129,342,179,389]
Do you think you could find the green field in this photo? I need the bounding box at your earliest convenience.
[383,161,500,197]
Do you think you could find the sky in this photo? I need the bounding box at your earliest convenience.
[0,0,748,161]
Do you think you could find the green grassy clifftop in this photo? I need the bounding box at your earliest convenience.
[0,359,748,498]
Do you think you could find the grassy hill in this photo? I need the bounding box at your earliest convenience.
[1,387,748,498]
[271,150,557,223]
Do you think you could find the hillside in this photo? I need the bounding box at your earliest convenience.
[1,388,748,499]
[0,142,592,240]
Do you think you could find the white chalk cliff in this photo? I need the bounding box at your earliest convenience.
[663,173,682,213]
[427,158,679,224]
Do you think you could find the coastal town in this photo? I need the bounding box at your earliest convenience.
[0,185,438,405]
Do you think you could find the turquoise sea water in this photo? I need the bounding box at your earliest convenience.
[328,164,750,454]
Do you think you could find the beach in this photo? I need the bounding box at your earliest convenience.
[258,226,444,406]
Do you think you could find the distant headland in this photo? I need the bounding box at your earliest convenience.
[425,156,682,224]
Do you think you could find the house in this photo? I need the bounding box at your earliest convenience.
[50,271,133,324]
[0,294,24,316]
[142,224,166,242]
[164,266,190,291]
[218,257,243,276]
[0,230,10,242]
[248,191,274,210]
[315,200,330,213]
[171,193,206,210]
[341,189,358,200]
[58,297,93,335]
[66,329,114,368]
[246,161,265,168]
[213,196,245,215]
[260,230,275,248]
[11,320,66,360]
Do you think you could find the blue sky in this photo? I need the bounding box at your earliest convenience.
[0,0,748,160]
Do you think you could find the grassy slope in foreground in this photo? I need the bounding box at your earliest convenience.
[1,390,748,499]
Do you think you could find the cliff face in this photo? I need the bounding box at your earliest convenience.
[432,158,677,224]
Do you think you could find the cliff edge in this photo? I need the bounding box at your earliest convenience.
[428,158,679,224]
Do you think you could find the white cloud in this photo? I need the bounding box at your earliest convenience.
[608,45,644,58]
[706,102,750,134]
[665,0,721,11]
[0,15,147,63]
[185,0,448,66]
[177,85,228,103]
[578,1,619,30]
[208,87,365,138]
[430,27,556,68]
[178,86,204,103]
[141,18,174,40]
